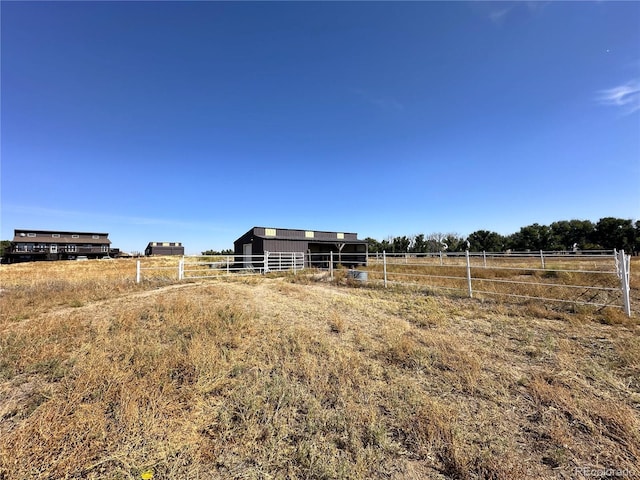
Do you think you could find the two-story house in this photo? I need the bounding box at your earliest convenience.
[6,229,112,263]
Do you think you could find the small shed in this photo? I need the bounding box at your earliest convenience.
[233,227,368,268]
[145,242,184,256]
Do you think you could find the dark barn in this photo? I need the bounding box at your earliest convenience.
[145,242,185,256]
[233,227,368,268]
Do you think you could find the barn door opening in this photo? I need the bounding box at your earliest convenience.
[243,243,252,268]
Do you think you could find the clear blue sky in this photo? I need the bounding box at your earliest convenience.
[2,1,639,254]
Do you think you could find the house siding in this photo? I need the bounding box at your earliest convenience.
[6,229,112,263]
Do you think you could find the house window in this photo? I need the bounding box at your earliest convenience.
[265,228,277,237]
[27,233,36,237]
[52,234,60,238]
[72,235,79,239]
[68,245,77,252]
[101,245,108,252]
[92,235,99,239]
[305,231,314,238]
[337,233,345,239]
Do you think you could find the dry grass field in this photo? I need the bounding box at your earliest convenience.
[1,258,639,479]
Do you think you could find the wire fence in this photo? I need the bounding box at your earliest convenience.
[361,250,629,315]
[135,250,632,316]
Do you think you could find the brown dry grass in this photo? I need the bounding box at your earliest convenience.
[0,259,639,479]
[366,256,631,317]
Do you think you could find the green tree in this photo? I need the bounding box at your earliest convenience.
[380,238,393,253]
[594,217,635,251]
[442,233,466,252]
[507,224,552,251]
[392,236,411,253]
[410,234,427,253]
[549,220,595,250]
[467,230,505,252]
[0,240,11,257]
[364,237,381,253]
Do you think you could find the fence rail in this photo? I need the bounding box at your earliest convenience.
[364,250,629,315]
[135,249,632,316]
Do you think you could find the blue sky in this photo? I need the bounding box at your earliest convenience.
[2,1,639,254]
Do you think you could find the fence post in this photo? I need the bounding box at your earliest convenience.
[330,251,334,280]
[178,259,184,281]
[136,260,141,283]
[618,250,631,317]
[465,250,473,298]
[439,251,443,266]
[540,250,545,269]
[483,251,487,268]
[264,251,269,274]
[383,250,388,288]
[226,255,230,274]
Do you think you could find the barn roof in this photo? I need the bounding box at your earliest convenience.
[236,227,365,244]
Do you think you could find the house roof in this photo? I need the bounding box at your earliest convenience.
[12,230,111,245]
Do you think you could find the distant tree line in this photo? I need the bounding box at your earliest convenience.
[201,249,234,255]
[365,217,639,254]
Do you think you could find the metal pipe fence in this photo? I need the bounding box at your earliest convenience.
[308,249,631,316]
[136,252,304,282]
[135,249,632,316]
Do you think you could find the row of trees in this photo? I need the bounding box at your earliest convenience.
[201,249,234,255]
[365,217,639,254]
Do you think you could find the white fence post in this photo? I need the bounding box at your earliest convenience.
[618,250,631,317]
[465,250,473,298]
[483,251,487,268]
[264,251,269,274]
[136,260,141,283]
[178,259,184,281]
[439,251,443,266]
[330,251,334,280]
[383,250,388,288]
[540,250,545,269]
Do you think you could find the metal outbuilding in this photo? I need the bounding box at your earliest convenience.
[145,242,185,256]
[233,227,368,268]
